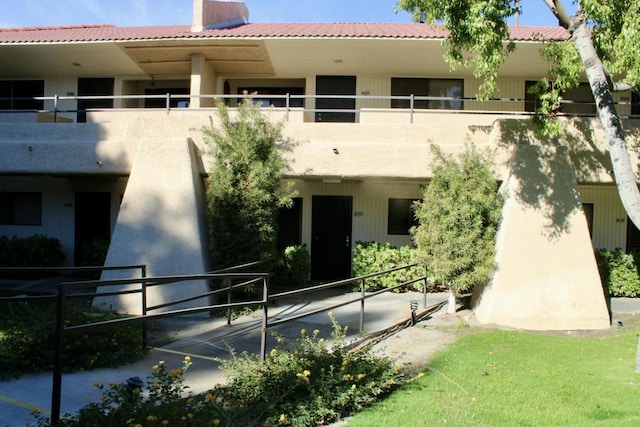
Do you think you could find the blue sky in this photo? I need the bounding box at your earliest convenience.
[0,0,570,28]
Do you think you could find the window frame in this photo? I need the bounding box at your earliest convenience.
[387,198,420,235]
[0,192,42,226]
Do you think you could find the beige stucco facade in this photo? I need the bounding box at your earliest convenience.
[1,0,639,325]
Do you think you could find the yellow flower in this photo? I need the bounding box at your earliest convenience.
[352,384,357,390]
[184,356,191,362]
[300,328,307,336]
[270,349,278,358]
[205,393,214,403]
[417,372,425,378]
[92,381,101,388]
[159,360,165,365]
[279,414,286,423]
[213,419,220,426]
[162,421,169,426]
[146,415,157,422]
[170,368,181,377]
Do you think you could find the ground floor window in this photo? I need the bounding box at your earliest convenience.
[387,198,419,235]
[0,192,42,225]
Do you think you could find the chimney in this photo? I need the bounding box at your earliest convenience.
[192,0,249,32]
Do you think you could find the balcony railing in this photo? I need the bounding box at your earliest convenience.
[0,93,637,124]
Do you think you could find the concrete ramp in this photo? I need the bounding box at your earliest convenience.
[95,136,209,314]
[472,144,610,330]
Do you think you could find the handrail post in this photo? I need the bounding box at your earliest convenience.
[359,278,365,334]
[51,283,67,425]
[410,94,415,124]
[423,265,428,308]
[166,93,171,114]
[285,93,290,121]
[226,278,233,326]
[53,94,59,123]
[260,276,269,360]
[141,278,148,348]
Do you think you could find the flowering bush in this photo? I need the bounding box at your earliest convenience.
[216,313,404,426]
[34,315,403,426]
[35,356,227,427]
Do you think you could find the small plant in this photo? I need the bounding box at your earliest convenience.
[352,241,425,292]
[275,244,311,289]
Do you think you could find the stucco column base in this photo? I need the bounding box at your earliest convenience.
[472,144,610,330]
[94,136,209,315]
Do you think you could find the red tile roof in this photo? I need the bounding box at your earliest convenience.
[0,23,569,44]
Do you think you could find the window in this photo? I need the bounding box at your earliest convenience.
[0,192,42,225]
[582,203,594,238]
[391,78,463,110]
[632,91,640,116]
[0,80,44,110]
[388,198,419,235]
[77,78,114,123]
[524,81,595,115]
[237,87,305,108]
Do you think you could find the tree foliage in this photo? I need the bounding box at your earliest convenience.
[204,99,295,269]
[396,0,640,229]
[411,143,503,296]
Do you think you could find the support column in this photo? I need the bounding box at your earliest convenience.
[190,54,216,108]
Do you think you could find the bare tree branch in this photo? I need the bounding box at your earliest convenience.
[542,0,572,28]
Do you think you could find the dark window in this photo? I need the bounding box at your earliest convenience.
[582,203,594,237]
[524,81,595,115]
[237,87,305,108]
[77,78,114,123]
[315,76,357,123]
[277,197,303,253]
[391,78,463,110]
[632,91,640,116]
[0,192,42,225]
[0,80,44,110]
[388,198,419,235]
[561,82,595,115]
[524,80,538,113]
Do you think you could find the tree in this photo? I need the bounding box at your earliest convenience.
[411,143,503,313]
[204,99,295,269]
[396,0,640,229]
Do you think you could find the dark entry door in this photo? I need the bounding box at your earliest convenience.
[311,196,353,280]
[75,192,111,266]
[315,76,356,123]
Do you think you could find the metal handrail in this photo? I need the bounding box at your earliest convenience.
[0,92,631,122]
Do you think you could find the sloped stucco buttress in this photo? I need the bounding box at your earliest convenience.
[94,135,209,315]
[472,143,610,330]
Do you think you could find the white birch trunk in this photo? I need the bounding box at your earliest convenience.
[571,20,640,229]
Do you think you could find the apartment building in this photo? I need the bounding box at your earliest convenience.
[1,0,637,329]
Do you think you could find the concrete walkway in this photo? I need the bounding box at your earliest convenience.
[0,289,443,426]
[1,293,638,426]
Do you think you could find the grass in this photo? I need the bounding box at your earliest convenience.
[348,328,640,426]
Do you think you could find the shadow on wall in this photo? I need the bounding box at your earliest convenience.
[494,118,640,241]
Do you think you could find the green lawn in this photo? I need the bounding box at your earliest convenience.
[349,328,640,426]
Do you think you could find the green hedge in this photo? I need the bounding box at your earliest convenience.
[274,244,311,289]
[352,241,425,292]
[594,248,640,297]
[0,234,65,267]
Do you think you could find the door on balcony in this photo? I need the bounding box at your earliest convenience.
[315,76,356,123]
[311,196,353,280]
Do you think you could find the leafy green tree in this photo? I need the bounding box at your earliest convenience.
[411,143,503,313]
[396,0,640,229]
[204,99,295,269]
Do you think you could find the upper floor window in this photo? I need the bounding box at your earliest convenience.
[525,80,595,115]
[391,78,463,110]
[0,80,44,110]
[237,87,305,108]
[0,192,42,226]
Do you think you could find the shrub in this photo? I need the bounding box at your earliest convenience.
[0,300,145,380]
[352,241,424,292]
[0,234,65,268]
[41,316,403,427]
[275,244,311,289]
[594,248,640,297]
